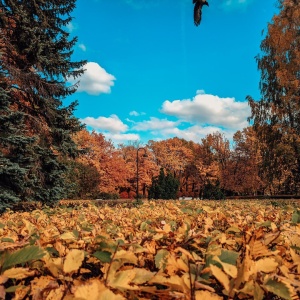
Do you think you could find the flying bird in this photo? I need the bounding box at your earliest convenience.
[193,0,209,26]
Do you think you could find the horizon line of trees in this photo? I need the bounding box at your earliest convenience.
[63,126,285,200]
[0,0,299,211]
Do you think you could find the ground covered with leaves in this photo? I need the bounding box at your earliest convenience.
[0,200,300,300]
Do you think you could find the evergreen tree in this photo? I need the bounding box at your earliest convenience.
[148,168,179,200]
[0,0,86,211]
[203,180,225,200]
[0,77,36,211]
[247,0,300,194]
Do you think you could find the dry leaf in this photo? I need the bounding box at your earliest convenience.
[195,290,223,299]
[255,257,278,273]
[0,285,5,300]
[210,264,230,293]
[213,256,238,278]
[3,268,36,280]
[63,249,84,273]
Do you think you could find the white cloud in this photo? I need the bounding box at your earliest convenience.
[69,62,116,95]
[129,111,146,117]
[66,22,76,32]
[161,92,250,129]
[129,111,139,116]
[105,133,140,143]
[158,125,236,142]
[196,89,205,95]
[133,117,180,131]
[220,0,254,10]
[80,115,127,133]
[79,44,87,52]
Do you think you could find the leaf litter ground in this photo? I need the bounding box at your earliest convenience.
[0,200,300,300]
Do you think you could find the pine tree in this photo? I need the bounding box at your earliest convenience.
[148,168,179,200]
[247,0,300,194]
[0,76,36,211]
[0,0,86,211]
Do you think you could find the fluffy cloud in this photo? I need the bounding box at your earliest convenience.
[132,117,180,131]
[80,115,140,144]
[161,92,250,129]
[69,62,116,95]
[80,115,127,133]
[79,91,250,145]
[78,44,87,52]
[158,125,236,142]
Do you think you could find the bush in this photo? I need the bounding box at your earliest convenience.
[119,191,129,199]
[203,180,225,200]
[148,168,179,200]
[97,192,119,200]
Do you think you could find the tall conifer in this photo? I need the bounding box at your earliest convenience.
[0,0,86,211]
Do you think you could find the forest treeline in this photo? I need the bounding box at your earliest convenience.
[66,128,261,200]
[0,0,299,211]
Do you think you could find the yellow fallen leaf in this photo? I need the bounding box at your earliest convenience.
[43,253,63,277]
[3,267,36,279]
[290,248,300,264]
[21,219,36,236]
[74,279,125,300]
[255,257,278,273]
[63,249,84,274]
[46,285,65,300]
[108,269,138,291]
[30,276,59,299]
[60,231,76,240]
[0,275,8,284]
[213,256,238,278]
[98,289,126,300]
[195,281,215,292]
[74,279,100,300]
[210,264,230,293]
[163,223,172,233]
[195,290,223,299]
[149,274,188,294]
[14,286,30,300]
[113,250,138,265]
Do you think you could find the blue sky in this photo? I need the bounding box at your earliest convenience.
[66,0,278,145]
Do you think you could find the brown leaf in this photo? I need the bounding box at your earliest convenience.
[0,285,5,300]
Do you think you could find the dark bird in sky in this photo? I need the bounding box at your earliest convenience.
[193,0,209,26]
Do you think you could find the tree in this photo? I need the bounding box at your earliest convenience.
[148,168,179,200]
[203,180,225,200]
[248,0,300,194]
[0,75,37,211]
[64,160,101,199]
[0,0,86,210]
[118,143,159,198]
[223,127,263,195]
[73,130,129,196]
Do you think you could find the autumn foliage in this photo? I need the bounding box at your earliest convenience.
[66,129,264,199]
[1,200,300,299]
